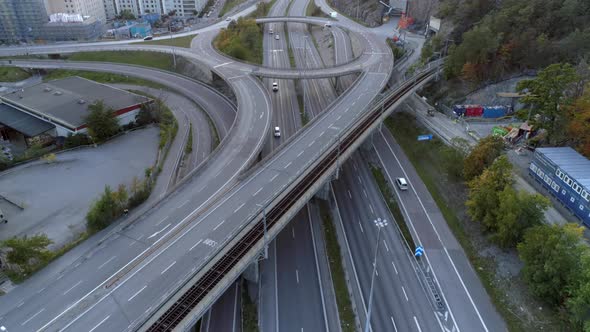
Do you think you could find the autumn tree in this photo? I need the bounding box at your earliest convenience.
[493,186,550,248]
[518,224,584,305]
[568,85,590,158]
[517,63,580,144]
[463,135,505,180]
[466,155,513,231]
[567,251,590,331]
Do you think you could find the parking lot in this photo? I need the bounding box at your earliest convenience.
[0,127,159,249]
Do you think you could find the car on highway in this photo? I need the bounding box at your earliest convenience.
[395,177,408,191]
[143,35,153,41]
[275,34,280,40]
[269,26,273,34]
[226,17,232,21]
[274,126,281,137]
[324,22,332,28]
[272,82,278,92]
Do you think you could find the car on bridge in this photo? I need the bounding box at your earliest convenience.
[274,126,281,137]
[272,82,278,91]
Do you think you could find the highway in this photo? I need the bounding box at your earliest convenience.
[1,8,488,332]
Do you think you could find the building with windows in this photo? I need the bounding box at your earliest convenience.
[529,147,590,226]
[42,14,103,41]
[45,0,106,22]
[110,0,203,17]
[103,0,117,20]
[0,0,48,43]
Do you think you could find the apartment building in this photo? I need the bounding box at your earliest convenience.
[45,0,107,22]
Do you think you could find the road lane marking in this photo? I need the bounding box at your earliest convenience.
[270,174,279,182]
[357,175,362,183]
[36,287,46,294]
[319,131,325,137]
[189,239,203,251]
[391,261,398,274]
[254,187,263,196]
[155,216,168,226]
[98,256,117,270]
[292,227,295,239]
[177,200,190,208]
[402,286,408,301]
[295,269,299,284]
[358,221,364,233]
[347,190,352,199]
[383,240,389,252]
[284,161,292,169]
[369,204,374,214]
[214,61,232,68]
[128,285,147,302]
[161,261,176,275]
[147,223,171,239]
[63,280,83,295]
[308,140,315,147]
[21,308,45,326]
[89,315,111,332]
[17,301,25,308]
[363,189,368,198]
[414,316,422,332]
[213,219,226,230]
[390,316,399,331]
[297,151,304,157]
[234,203,245,213]
[260,112,264,119]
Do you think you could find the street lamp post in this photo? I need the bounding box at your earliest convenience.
[364,218,388,332]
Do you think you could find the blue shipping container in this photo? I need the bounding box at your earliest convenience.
[453,105,465,117]
[482,106,508,118]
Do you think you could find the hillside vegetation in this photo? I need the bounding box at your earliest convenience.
[214,18,263,64]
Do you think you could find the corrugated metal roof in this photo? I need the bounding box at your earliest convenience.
[536,147,590,191]
[0,103,55,137]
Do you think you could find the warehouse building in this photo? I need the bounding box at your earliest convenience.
[529,147,590,226]
[0,76,151,148]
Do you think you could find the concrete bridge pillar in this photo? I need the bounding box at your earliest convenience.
[315,182,331,201]
[243,260,259,283]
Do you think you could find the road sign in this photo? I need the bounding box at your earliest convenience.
[415,246,424,257]
[417,134,433,141]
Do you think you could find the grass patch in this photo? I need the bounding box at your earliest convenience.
[0,66,31,82]
[185,123,193,154]
[206,112,220,149]
[143,35,196,48]
[297,87,309,125]
[306,0,324,16]
[241,278,259,332]
[214,18,263,64]
[219,0,246,17]
[385,111,562,331]
[44,69,168,90]
[369,164,416,251]
[319,201,355,332]
[285,26,296,68]
[68,51,175,71]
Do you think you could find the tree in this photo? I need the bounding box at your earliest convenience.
[517,63,580,144]
[568,86,590,158]
[463,135,505,180]
[86,186,119,233]
[567,251,590,331]
[85,100,119,142]
[518,224,584,305]
[117,9,136,20]
[493,186,550,248]
[1,234,53,268]
[113,183,128,213]
[466,156,513,231]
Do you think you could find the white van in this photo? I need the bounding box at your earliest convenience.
[395,177,408,191]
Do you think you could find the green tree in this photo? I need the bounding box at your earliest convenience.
[567,251,590,331]
[466,156,513,231]
[517,63,580,144]
[86,186,119,233]
[85,100,120,142]
[518,224,584,305]
[493,186,550,248]
[463,135,505,180]
[117,9,136,20]
[1,234,53,275]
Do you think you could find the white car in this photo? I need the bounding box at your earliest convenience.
[272,82,278,92]
[143,35,153,40]
[324,22,332,28]
[274,127,281,137]
[226,17,232,21]
[395,177,408,191]
[269,27,274,34]
[275,34,280,40]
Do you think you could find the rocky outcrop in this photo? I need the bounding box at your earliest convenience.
[329,0,383,27]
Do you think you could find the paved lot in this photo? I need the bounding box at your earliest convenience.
[0,127,159,249]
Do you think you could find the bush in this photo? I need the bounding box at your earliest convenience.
[85,100,120,142]
[64,133,91,148]
[1,234,53,279]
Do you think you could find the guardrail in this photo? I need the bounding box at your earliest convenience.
[143,61,442,331]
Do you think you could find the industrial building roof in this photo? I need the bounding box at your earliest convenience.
[536,147,590,191]
[0,77,150,130]
[0,103,55,137]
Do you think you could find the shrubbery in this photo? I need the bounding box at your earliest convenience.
[1,234,53,281]
[64,133,92,148]
[214,18,263,64]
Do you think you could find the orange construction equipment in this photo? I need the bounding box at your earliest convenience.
[398,14,414,29]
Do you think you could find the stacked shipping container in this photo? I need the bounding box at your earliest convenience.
[453,104,511,118]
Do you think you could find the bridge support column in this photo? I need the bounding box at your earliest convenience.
[243,260,259,283]
[315,182,331,201]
